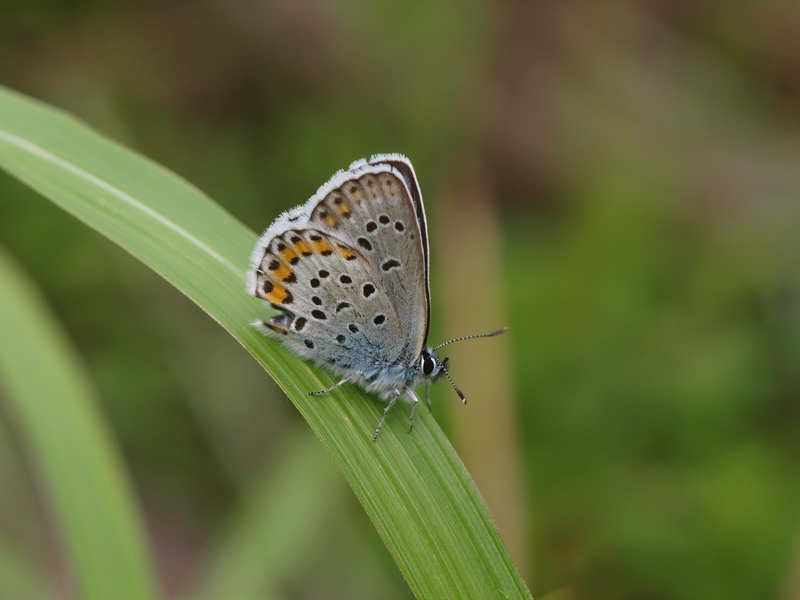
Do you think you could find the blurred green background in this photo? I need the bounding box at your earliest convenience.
[2,1,800,598]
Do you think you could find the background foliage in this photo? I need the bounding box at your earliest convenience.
[2,2,800,599]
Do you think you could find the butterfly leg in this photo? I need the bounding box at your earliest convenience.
[309,371,362,396]
[372,388,401,442]
[424,382,432,411]
[404,388,421,433]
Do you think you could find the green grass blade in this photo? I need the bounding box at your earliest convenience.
[190,429,346,600]
[0,85,532,600]
[0,248,160,600]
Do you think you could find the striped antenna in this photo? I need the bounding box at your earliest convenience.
[440,358,467,404]
[433,327,508,350]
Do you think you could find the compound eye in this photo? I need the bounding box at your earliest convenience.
[422,355,435,375]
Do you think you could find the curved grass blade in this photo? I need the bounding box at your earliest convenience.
[0,85,532,600]
[0,248,160,600]
[190,429,346,600]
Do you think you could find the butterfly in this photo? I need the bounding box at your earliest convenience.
[248,154,507,441]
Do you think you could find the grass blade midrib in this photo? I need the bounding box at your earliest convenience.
[0,130,240,275]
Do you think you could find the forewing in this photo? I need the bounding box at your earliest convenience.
[304,163,429,362]
[369,154,431,344]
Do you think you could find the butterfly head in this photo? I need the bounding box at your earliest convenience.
[418,348,466,403]
[419,348,446,381]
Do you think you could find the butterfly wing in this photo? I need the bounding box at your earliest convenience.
[367,154,431,345]
[248,155,429,372]
[303,157,429,362]
[249,226,406,374]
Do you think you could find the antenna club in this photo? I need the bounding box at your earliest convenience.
[440,359,467,404]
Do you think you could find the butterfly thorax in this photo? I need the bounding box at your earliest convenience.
[341,347,444,399]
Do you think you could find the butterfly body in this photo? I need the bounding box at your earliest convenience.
[329,347,446,399]
[249,154,502,440]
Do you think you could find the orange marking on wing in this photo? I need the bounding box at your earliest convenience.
[335,200,351,216]
[265,323,288,335]
[323,214,338,228]
[312,238,333,254]
[280,247,298,264]
[270,263,294,281]
[337,245,357,261]
[266,283,290,304]
[293,240,312,256]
